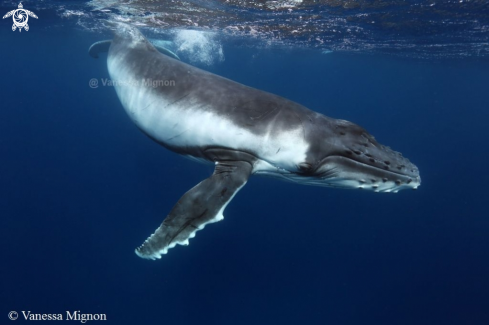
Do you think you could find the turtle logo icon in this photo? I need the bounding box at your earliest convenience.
[3,2,38,32]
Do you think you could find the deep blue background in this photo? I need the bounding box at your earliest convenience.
[1,14,489,325]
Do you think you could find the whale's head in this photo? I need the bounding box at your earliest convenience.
[294,118,421,193]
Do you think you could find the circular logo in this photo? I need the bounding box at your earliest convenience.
[8,311,18,320]
[13,9,28,28]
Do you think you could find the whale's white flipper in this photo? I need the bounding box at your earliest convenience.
[135,161,252,259]
[89,39,180,60]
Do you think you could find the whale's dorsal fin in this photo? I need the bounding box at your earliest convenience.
[135,160,253,260]
[88,39,180,60]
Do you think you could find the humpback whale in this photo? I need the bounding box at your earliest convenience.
[90,24,421,260]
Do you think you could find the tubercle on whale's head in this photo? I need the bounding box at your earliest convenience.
[306,118,421,193]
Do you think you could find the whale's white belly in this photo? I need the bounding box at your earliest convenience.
[108,59,309,172]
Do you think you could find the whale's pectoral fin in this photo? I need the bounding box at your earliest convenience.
[135,160,253,260]
[152,44,181,61]
[88,40,112,59]
[88,40,180,60]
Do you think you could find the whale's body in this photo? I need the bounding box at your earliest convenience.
[94,25,420,259]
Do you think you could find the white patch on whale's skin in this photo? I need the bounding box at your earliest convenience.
[108,54,309,173]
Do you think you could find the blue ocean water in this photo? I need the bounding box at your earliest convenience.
[1,1,489,324]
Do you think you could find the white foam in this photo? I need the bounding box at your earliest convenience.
[173,30,224,65]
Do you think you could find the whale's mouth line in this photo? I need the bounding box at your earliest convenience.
[337,155,416,179]
[317,155,421,190]
[256,155,420,189]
